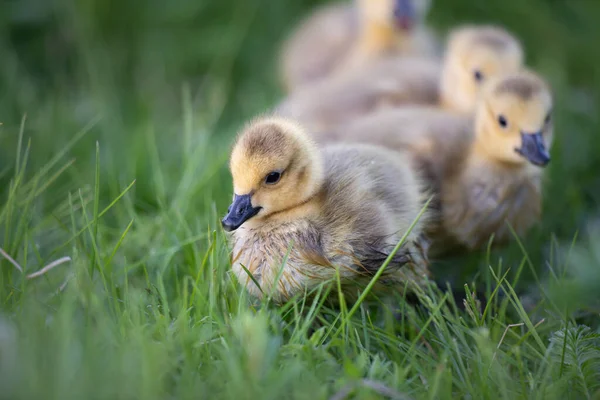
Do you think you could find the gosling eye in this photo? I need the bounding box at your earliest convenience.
[474,70,484,82]
[498,115,508,128]
[544,112,552,125]
[264,171,282,185]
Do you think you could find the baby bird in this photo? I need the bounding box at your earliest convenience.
[275,57,441,135]
[440,25,524,113]
[275,25,523,135]
[221,116,430,303]
[322,69,553,254]
[279,0,437,92]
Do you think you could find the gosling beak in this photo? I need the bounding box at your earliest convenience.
[393,0,415,31]
[515,132,551,167]
[221,194,262,232]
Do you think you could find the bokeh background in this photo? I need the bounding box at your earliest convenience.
[0,0,599,397]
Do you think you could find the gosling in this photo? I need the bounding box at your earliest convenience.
[221,116,431,303]
[321,69,553,255]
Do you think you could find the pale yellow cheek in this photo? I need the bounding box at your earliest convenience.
[506,136,529,162]
[260,189,292,208]
[252,194,286,214]
[250,192,267,207]
[510,134,523,150]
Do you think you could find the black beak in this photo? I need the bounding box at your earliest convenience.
[221,194,262,232]
[515,132,550,167]
[393,0,415,31]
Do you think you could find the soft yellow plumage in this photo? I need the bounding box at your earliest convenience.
[222,116,431,303]
[318,70,553,255]
[276,25,524,136]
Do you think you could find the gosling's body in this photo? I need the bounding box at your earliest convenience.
[276,25,523,136]
[440,149,542,251]
[275,57,441,134]
[323,70,553,254]
[279,0,438,92]
[223,118,430,303]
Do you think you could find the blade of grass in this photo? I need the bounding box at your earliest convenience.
[26,256,71,279]
[341,197,432,328]
[78,189,108,294]
[490,267,546,352]
[31,158,76,199]
[50,179,136,258]
[0,247,23,273]
[90,142,101,277]
[104,218,135,274]
[15,114,26,176]
[21,116,100,193]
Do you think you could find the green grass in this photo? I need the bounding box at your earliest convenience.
[1,0,600,399]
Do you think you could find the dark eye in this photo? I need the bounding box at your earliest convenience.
[474,70,484,82]
[544,113,552,125]
[265,171,282,185]
[498,115,508,128]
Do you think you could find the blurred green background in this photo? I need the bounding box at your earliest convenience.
[0,0,600,399]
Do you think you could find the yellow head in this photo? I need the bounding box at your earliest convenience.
[441,25,524,113]
[222,117,324,232]
[474,69,553,167]
[355,0,430,32]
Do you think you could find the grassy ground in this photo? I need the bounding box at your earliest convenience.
[1,0,600,399]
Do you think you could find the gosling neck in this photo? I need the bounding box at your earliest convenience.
[268,188,324,226]
[469,134,499,167]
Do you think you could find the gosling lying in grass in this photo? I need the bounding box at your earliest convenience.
[221,116,430,303]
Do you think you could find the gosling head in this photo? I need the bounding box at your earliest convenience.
[474,69,553,168]
[441,25,524,113]
[356,0,428,32]
[221,117,324,232]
